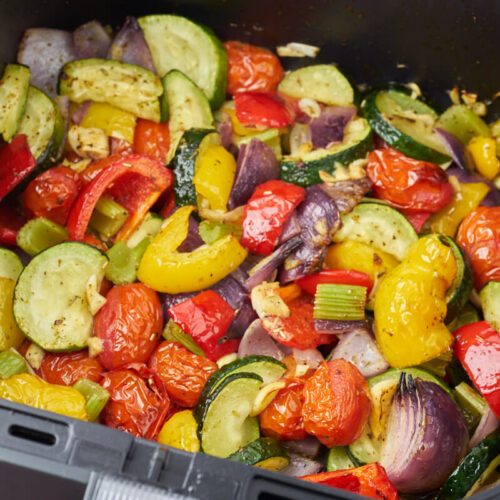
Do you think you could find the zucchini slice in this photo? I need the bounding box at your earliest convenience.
[13,242,108,352]
[362,88,450,163]
[0,248,23,282]
[437,433,500,500]
[278,64,355,106]
[349,367,453,465]
[197,355,287,403]
[195,372,263,458]
[332,202,418,261]
[280,117,372,186]
[59,59,163,122]
[327,446,356,472]
[435,104,491,145]
[0,64,30,141]
[480,281,500,333]
[138,15,228,109]
[228,437,290,471]
[126,212,163,249]
[17,86,64,172]
[171,128,219,206]
[162,70,215,163]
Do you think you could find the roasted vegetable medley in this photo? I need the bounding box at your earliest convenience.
[2,12,500,500]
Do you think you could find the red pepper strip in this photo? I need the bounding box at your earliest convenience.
[296,269,374,296]
[301,463,399,500]
[234,91,296,128]
[454,321,500,418]
[66,154,173,241]
[168,290,238,362]
[240,180,306,255]
[402,210,431,233]
[159,189,176,218]
[0,201,26,245]
[0,135,36,201]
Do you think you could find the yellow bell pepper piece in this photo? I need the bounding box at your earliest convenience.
[80,102,137,144]
[224,107,258,136]
[137,205,247,293]
[157,410,200,452]
[374,236,456,368]
[193,145,236,211]
[426,176,490,236]
[0,373,88,420]
[0,278,24,350]
[468,136,500,180]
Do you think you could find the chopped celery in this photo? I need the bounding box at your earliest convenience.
[17,217,68,256]
[105,237,150,285]
[73,378,110,421]
[454,381,487,432]
[163,320,206,357]
[199,220,242,245]
[89,196,128,240]
[0,349,28,379]
[126,212,163,248]
[313,283,367,321]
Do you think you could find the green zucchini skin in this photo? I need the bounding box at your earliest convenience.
[437,433,500,500]
[171,128,218,206]
[227,437,289,469]
[362,88,450,164]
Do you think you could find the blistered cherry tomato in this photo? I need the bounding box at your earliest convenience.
[94,283,163,370]
[224,41,284,95]
[39,350,103,386]
[133,119,170,163]
[302,360,371,446]
[366,148,453,214]
[262,297,334,350]
[259,377,307,441]
[149,341,218,407]
[457,206,500,289]
[23,166,83,225]
[100,369,169,440]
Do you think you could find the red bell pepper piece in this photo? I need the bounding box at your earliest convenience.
[0,135,36,201]
[301,463,399,500]
[454,320,500,418]
[402,210,432,233]
[234,91,296,128]
[296,269,374,296]
[168,290,238,362]
[66,154,173,241]
[240,180,306,255]
[0,201,26,246]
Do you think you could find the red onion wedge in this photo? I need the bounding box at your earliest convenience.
[330,327,388,377]
[17,28,75,97]
[216,111,233,150]
[380,374,468,494]
[108,17,156,73]
[73,20,112,59]
[227,297,257,340]
[71,100,91,125]
[281,454,323,477]
[320,176,373,214]
[310,106,357,149]
[435,127,472,171]
[281,436,322,459]
[245,236,302,290]
[292,348,323,369]
[228,138,279,209]
[314,319,367,334]
[237,319,285,360]
[277,213,301,245]
[446,165,500,207]
[470,406,500,449]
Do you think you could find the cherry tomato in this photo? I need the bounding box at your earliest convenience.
[234,91,296,129]
[23,166,83,225]
[302,359,371,446]
[148,341,218,407]
[100,369,169,440]
[39,350,103,386]
[95,283,163,370]
[133,119,170,163]
[0,200,26,245]
[262,297,334,350]
[224,41,284,95]
[403,210,432,233]
[240,180,305,255]
[110,137,134,155]
[454,321,500,418]
[457,206,500,289]
[259,377,307,441]
[366,149,453,214]
[296,269,373,296]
